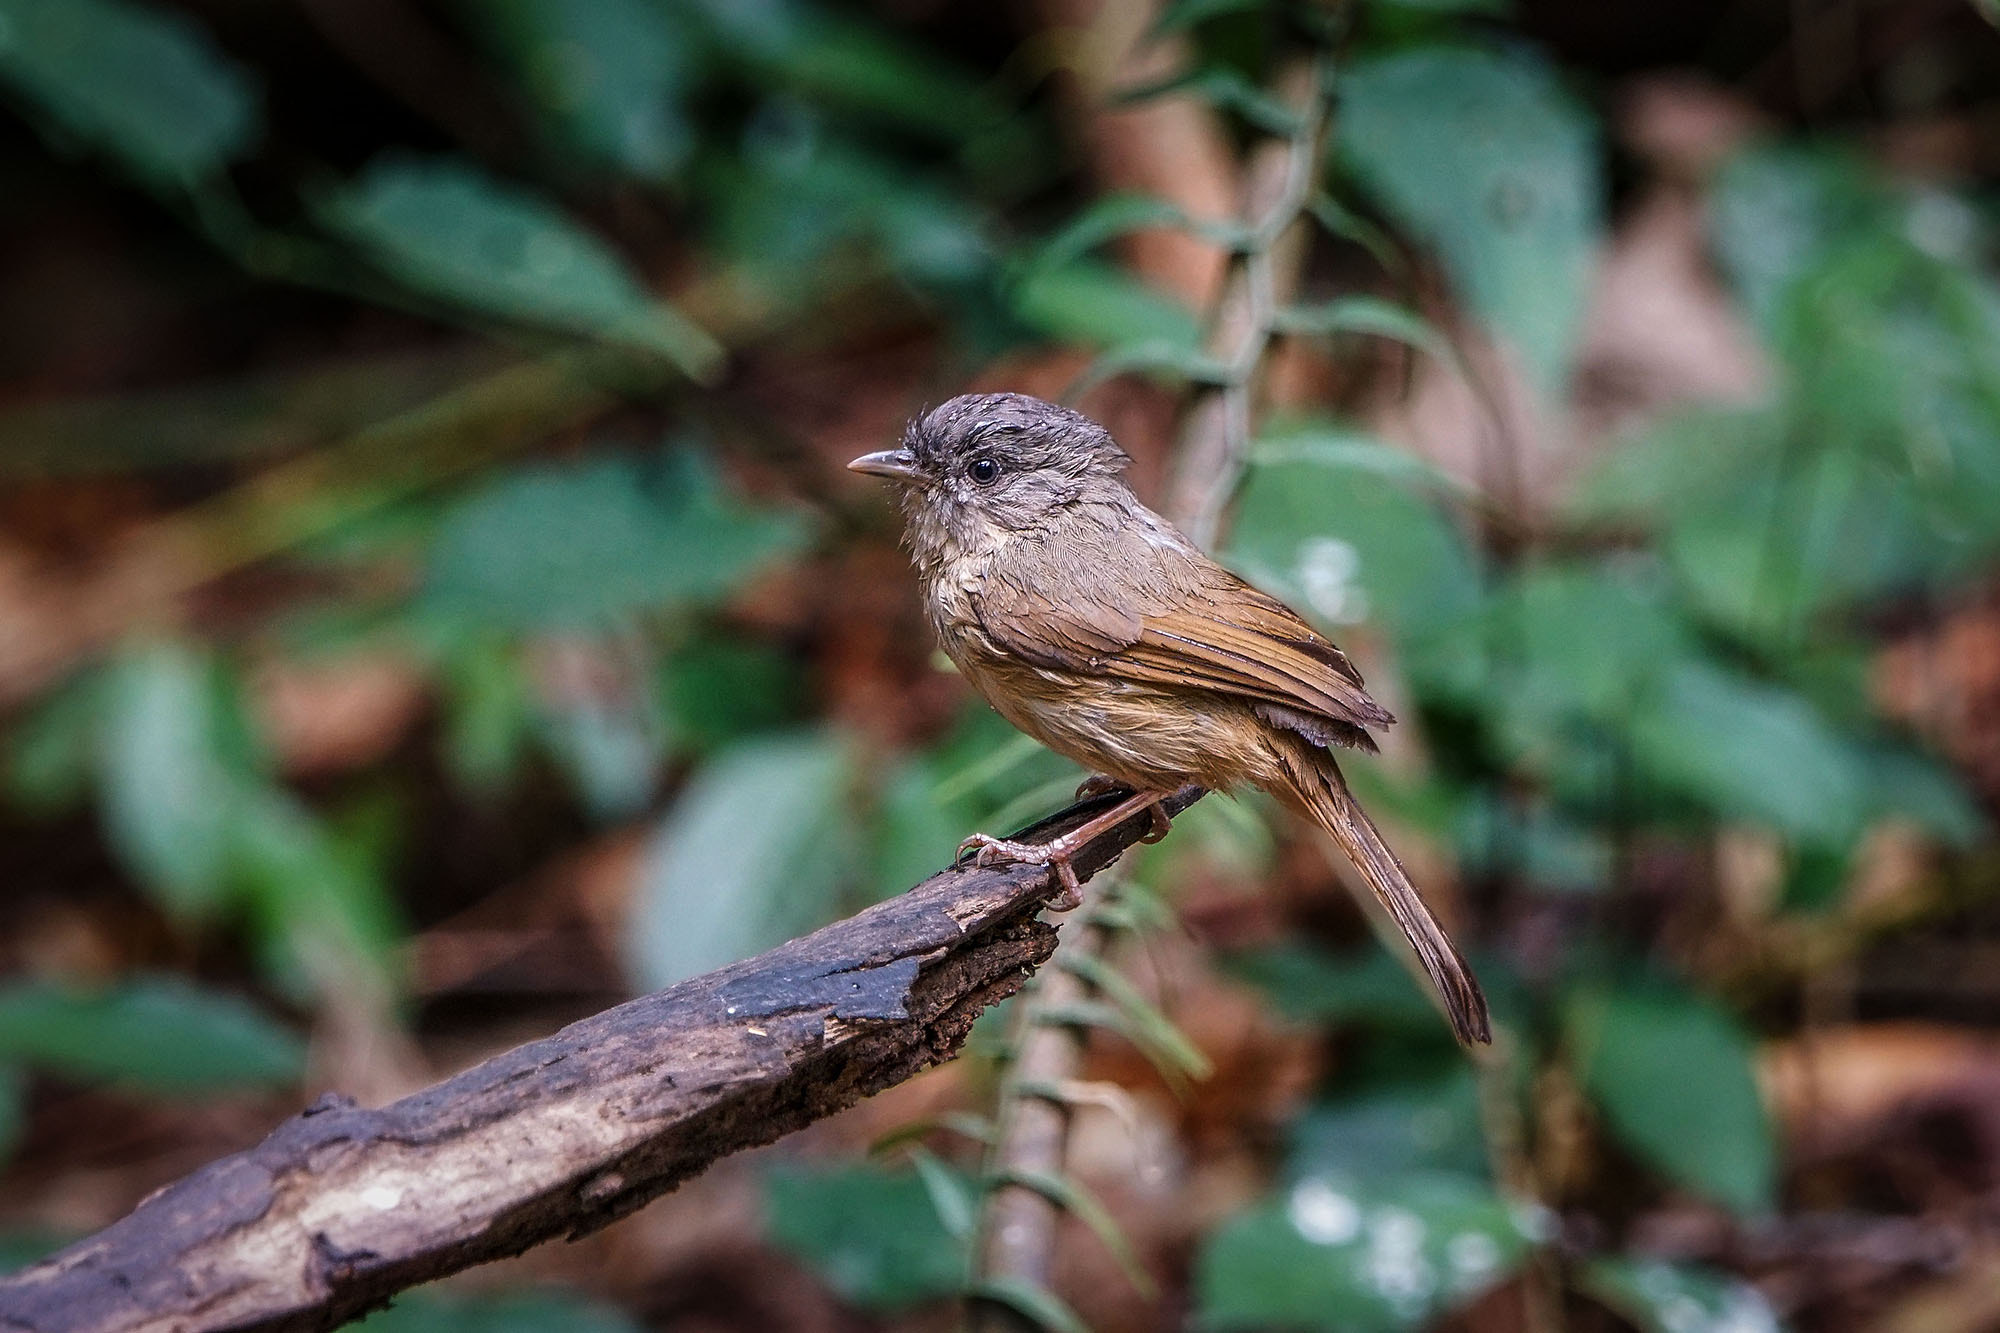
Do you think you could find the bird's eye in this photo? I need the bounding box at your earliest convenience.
[967,457,1001,486]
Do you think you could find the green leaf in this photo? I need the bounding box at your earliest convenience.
[1271,296,1455,363]
[1709,146,1885,337]
[1195,1172,1537,1331]
[1068,340,1233,397]
[764,1162,969,1310]
[626,730,855,990]
[467,0,699,181]
[660,636,807,755]
[437,634,536,793]
[1028,192,1244,275]
[0,0,258,186]
[1627,661,1869,847]
[1120,66,1304,136]
[95,643,239,918]
[1011,261,1202,352]
[1865,745,1986,847]
[1062,952,1213,1080]
[5,669,104,815]
[1431,562,1694,729]
[230,785,406,1001]
[0,976,303,1094]
[351,1287,644,1333]
[425,449,806,632]
[1288,1068,1491,1185]
[1228,431,1483,643]
[969,1278,1091,1333]
[318,156,721,375]
[1567,978,1775,1215]
[992,1166,1156,1296]
[1250,425,1470,497]
[1579,1256,1782,1333]
[746,7,1005,146]
[1337,46,1600,390]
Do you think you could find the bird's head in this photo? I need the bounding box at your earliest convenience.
[848,393,1132,564]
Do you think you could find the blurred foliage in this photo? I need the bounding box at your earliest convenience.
[0,0,1995,1329]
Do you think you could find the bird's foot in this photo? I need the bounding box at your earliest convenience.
[956,832,1084,909]
[954,786,1177,911]
[1074,773,1131,802]
[1075,775,1172,844]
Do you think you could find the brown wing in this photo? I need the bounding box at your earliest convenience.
[970,511,1392,751]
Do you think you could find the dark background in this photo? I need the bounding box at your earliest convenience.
[3,1,1999,1330]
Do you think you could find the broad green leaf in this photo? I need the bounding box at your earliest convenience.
[1627,661,1868,847]
[1196,1172,1537,1331]
[0,0,258,186]
[538,691,666,823]
[1229,435,1482,643]
[660,636,807,755]
[1337,46,1600,390]
[1026,192,1244,276]
[1453,793,1611,893]
[1865,746,1986,847]
[764,1162,969,1310]
[1478,563,1694,725]
[1011,261,1202,352]
[351,1287,643,1333]
[626,730,855,990]
[1709,146,1885,337]
[319,157,721,375]
[1288,1068,1491,1184]
[0,976,302,1094]
[467,0,699,181]
[713,131,993,300]
[1567,978,1775,1216]
[1580,1256,1782,1333]
[425,449,806,632]
[1251,424,1472,497]
[230,786,406,1001]
[437,634,536,793]
[95,643,238,918]
[746,7,1004,146]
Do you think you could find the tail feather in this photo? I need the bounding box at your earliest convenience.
[1269,739,1491,1046]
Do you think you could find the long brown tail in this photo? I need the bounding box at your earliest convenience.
[1268,736,1491,1046]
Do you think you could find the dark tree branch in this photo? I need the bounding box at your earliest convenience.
[0,788,1203,1333]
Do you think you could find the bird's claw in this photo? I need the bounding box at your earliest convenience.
[955,833,1084,910]
[1074,774,1131,802]
[1074,776,1171,844]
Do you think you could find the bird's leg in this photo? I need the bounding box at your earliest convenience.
[1075,775,1173,843]
[956,788,1176,910]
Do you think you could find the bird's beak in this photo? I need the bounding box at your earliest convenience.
[847,448,924,483]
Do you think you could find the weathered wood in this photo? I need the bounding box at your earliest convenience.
[0,788,1204,1333]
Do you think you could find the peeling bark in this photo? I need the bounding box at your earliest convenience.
[0,788,1203,1333]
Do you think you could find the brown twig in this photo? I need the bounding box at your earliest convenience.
[0,789,1200,1333]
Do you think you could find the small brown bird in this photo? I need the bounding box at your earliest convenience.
[850,393,1489,1046]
